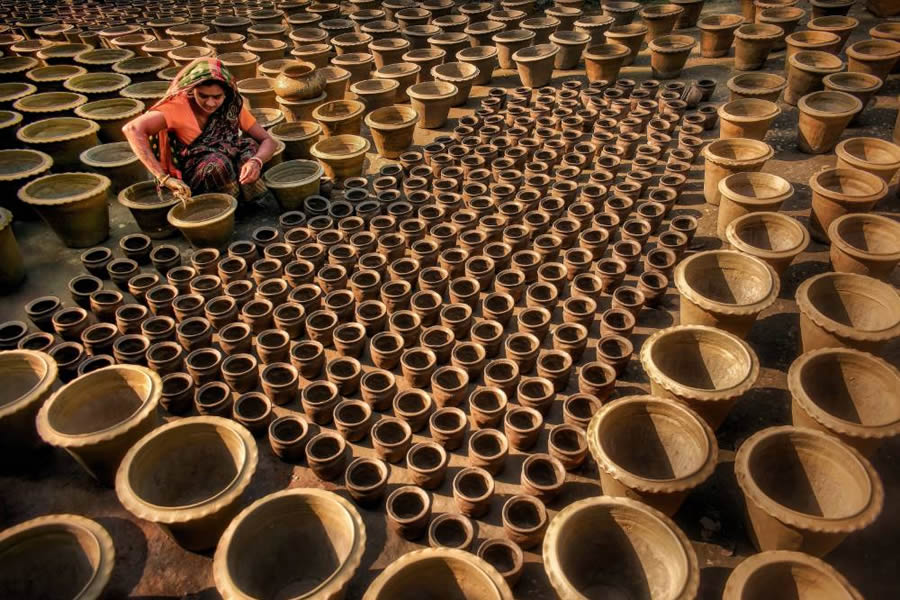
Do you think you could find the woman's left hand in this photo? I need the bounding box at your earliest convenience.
[239,158,262,185]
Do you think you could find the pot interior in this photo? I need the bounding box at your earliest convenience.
[47,367,149,435]
[169,194,233,223]
[226,493,356,598]
[682,252,773,306]
[806,274,900,332]
[370,554,501,600]
[432,517,469,548]
[733,214,804,252]
[835,216,900,255]
[803,91,859,113]
[724,172,789,200]
[650,328,751,391]
[0,352,49,408]
[740,559,853,599]
[840,138,900,165]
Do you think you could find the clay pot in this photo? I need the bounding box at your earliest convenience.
[735,425,883,555]
[599,25,645,66]
[79,142,147,195]
[543,496,699,599]
[548,31,590,70]
[797,272,900,354]
[727,72,787,102]
[717,98,780,141]
[823,73,883,123]
[797,91,862,155]
[263,159,324,212]
[16,116,99,171]
[167,193,237,248]
[432,62,479,106]
[477,538,525,589]
[641,325,760,428]
[36,365,161,484]
[828,213,899,281]
[701,138,773,205]
[717,172,793,240]
[725,211,810,276]
[723,551,863,600]
[19,172,110,248]
[697,14,744,58]
[309,134,370,186]
[491,30,535,70]
[648,35,696,79]
[785,31,841,72]
[757,7,805,52]
[587,395,717,515]
[835,137,900,188]
[363,547,513,599]
[602,1,641,26]
[118,181,179,240]
[502,494,548,549]
[733,24,781,70]
[512,44,559,88]
[846,40,900,81]
[785,50,843,106]
[640,4,684,42]
[808,167,888,243]
[365,105,418,159]
[583,43,630,82]
[0,349,58,449]
[407,81,457,129]
[217,52,260,83]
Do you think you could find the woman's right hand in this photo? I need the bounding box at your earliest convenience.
[163,176,192,198]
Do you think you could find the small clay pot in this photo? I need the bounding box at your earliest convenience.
[407,441,449,489]
[371,417,412,463]
[345,457,389,507]
[334,399,373,442]
[233,392,274,437]
[453,466,495,518]
[502,494,548,549]
[428,513,475,551]
[477,538,524,589]
[429,406,468,451]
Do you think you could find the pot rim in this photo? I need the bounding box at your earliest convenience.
[0,349,58,421]
[270,120,322,141]
[75,97,145,122]
[828,212,900,262]
[785,30,840,48]
[702,137,774,167]
[310,133,371,160]
[407,80,458,100]
[724,211,809,259]
[168,193,237,229]
[19,171,110,207]
[797,90,862,119]
[846,39,900,61]
[365,104,419,131]
[718,171,792,206]
[453,466,495,502]
[543,496,699,600]
[718,98,781,122]
[312,99,365,122]
[789,347,900,439]
[350,78,400,95]
[80,141,139,169]
[734,425,884,533]
[549,30,591,45]
[492,29,537,43]
[264,158,324,189]
[727,72,787,96]
[808,167,887,203]
[722,550,863,600]
[512,43,560,62]
[798,271,900,343]
[17,116,100,145]
[587,395,718,493]
[734,23,783,39]
[0,148,52,182]
[432,61,479,82]
[0,82,37,104]
[759,6,806,21]
[640,324,759,402]
[835,137,900,171]
[584,42,630,59]
[674,249,779,315]
[648,34,698,52]
[823,72,884,94]
[118,180,178,211]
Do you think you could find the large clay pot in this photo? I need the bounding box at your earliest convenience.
[0,349,57,449]
[79,142,148,194]
[75,97,144,143]
[758,7,805,51]
[214,488,365,600]
[602,1,641,26]
[785,31,841,72]
[724,551,863,599]
[641,325,760,428]
[829,212,900,279]
[407,81,457,129]
[587,395,716,515]
[717,98,780,141]
[270,121,322,160]
[697,14,744,58]
[36,365,161,485]
[167,193,238,248]
[785,50,843,106]
[604,24,648,65]
[834,137,900,188]
[14,91,87,123]
[263,159,324,211]
[273,61,327,100]
[312,99,365,136]
[363,548,513,599]
[702,138,774,205]
[374,63,420,101]
[18,172,110,248]
[735,425,883,556]
[16,116,100,170]
[733,23,782,70]
[0,514,114,600]
[807,15,857,52]
[648,34,696,79]
[674,250,779,338]
[583,43,630,82]
[543,496,699,599]
[493,30,537,70]
[432,62,479,106]
[218,52,261,83]
[672,0,706,29]
[796,272,900,354]
[797,91,862,154]
[64,72,131,100]
[823,73,883,123]
[640,4,685,43]
[0,148,52,218]
[116,416,257,550]
[512,44,558,88]
[717,172,793,238]
[0,208,24,288]
[725,211,809,276]
[118,181,179,239]
[789,348,900,456]
[365,104,419,158]
[549,31,590,69]
[573,16,615,46]
[310,134,371,185]
[808,167,888,242]
[727,72,786,102]
[846,39,900,81]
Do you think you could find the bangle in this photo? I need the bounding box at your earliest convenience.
[248,156,264,170]
[158,174,170,186]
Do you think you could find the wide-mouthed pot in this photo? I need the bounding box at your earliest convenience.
[726,72,786,102]
[116,416,257,550]
[828,213,900,281]
[717,98,781,141]
[796,271,900,354]
[36,365,161,485]
[733,23,782,71]
[640,4,685,43]
[18,172,110,248]
[407,81,457,129]
[363,547,513,599]
[13,91,87,123]
[365,104,419,158]
[701,138,774,205]
[808,167,888,243]
[214,488,365,600]
[697,14,744,58]
[587,395,717,515]
[716,171,793,239]
[79,141,147,194]
[0,349,58,449]
[735,425,883,556]
[492,29,536,69]
[310,134,370,184]
[725,211,809,276]
[723,550,863,600]
[167,193,238,248]
[75,97,144,143]
[270,121,322,160]
[785,50,843,106]
[118,181,179,239]
[602,1,641,26]
[604,24,648,65]
[432,62,479,106]
[548,31,590,69]
[641,325,760,429]
[758,7,805,51]
[845,39,900,81]
[543,496,699,599]
[834,137,900,185]
[0,514,115,600]
[796,91,862,154]
[263,159,324,212]
[16,116,100,170]
[374,63,421,101]
[583,43,630,83]
[512,44,559,88]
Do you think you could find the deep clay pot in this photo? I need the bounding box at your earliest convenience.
[785,50,843,106]
[640,4,685,43]
[827,213,900,282]
[310,134,370,186]
[725,211,810,276]
[723,550,863,600]
[834,137,900,188]
[18,172,110,248]
[583,43,630,83]
[697,14,744,58]
[263,159,324,212]
[605,24,648,66]
[733,24,782,71]
[796,91,862,155]
[727,72,787,103]
[648,34,696,79]
[167,193,237,249]
[701,138,774,205]
[807,167,888,243]
[512,44,559,89]
[716,171,793,239]
[717,98,781,141]
[846,39,900,81]
[0,349,58,449]
[365,104,418,158]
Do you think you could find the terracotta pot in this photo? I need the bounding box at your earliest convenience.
[734,23,782,71]
[512,44,558,88]
[583,43,629,82]
[19,172,110,248]
[74,97,144,144]
[725,211,809,276]
[0,349,58,449]
[167,193,237,249]
[641,325,760,428]
[603,24,647,66]
[648,35,696,79]
[785,50,843,106]
[502,494,548,549]
[543,496,699,599]
[373,63,420,102]
[785,31,841,72]
[756,8,806,52]
[835,137,900,191]
[272,61,326,101]
[263,159,324,212]
[797,91,862,155]
[846,39,900,81]
[16,116,100,170]
[493,30,537,70]
[432,62,479,106]
[735,426,882,555]
[548,31,589,69]
[79,141,147,195]
[823,73,883,123]
[363,547,513,599]
[270,121,322,161]
[365,104,419,159]
[727,72,786,102]
[867,0,900,16]
[522,17,561,44]
[724,550,863,600]
[808,167,888,243]
[407,81,456,129]
[717,98,781,141]
[36,364,161,484]
[702,138,773,205]
[716,171,792,239]
[602,1,641,26]
[118,181,179,240]
[310,134,370,185]
[217,52,260,83]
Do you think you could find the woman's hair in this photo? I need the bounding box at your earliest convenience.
[195,79,229,96]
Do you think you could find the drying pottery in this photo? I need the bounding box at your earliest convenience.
[602,1,641,26]
[808,167,888,242]
[823,73,883,124]
[63,72,131,100]
[19,172,110,248]
[797,91,862,154]
[828,213,900,281]
[0,514,114,600]
[697,14,745,58]
[0,208,23,288]
[36,365,161,485]
[758,7,804,51]
[648,35,696,79]
[477,538,524,588]
[549,31,590,69]
[117,416,257,550]
[167,193,237,248]
[785,31,841,69]
[270,121,322,161]
[214,488,365,600]
[834,137,900,185]
[846,40,900,80]
[432,62,479,106]
[807,15,858,51]
[407,81,457,129]
[587,395,717,516]
[264,159,324,212]
[641,325,760,428]
[717,172,793,239]
[702,138,774,205]
[118,181,179,239]
[733,24,782,70]
[727,72,787,102]
[718,99,780,141]
[723,551,863,600]
[725,211,810,276]
[543,496,699,599]
[796,272,900,354]
[0,349,58,449]
[640,4,685,42]
[583,44,630,83]
[785,50,843,106]
[365,105,419,159]
[79,142,148,194]
[512,44,559,88]
[492,30,536,70]
[604,24,648,65]
[13,91,88,123]
[273,61,327,101]
[428,513,475,551]
[16,116,100,170]
[75,97,144,143]
[735,425,883,556]
[310,134,370,185]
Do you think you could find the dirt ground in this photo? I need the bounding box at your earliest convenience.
[2,1,899,598]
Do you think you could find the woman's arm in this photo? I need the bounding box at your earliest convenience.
[239,122,277,185]
[122,111,191,195]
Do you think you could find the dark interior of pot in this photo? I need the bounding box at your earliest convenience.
[807,275,900,332]
[508,409,537,430]
[433,410,462,431]
[733,214,804,252]
[310,435,342,460]
[168,194,232,224]
[432,516,469,548]
[0,150,46,176]
[799,351,900,427]
[127,421,245,507]
[47,368,149,435]
[683,252,773,306]
[481,541,517,575]
[370,554,500,600]
[411,445,443,469]
[816,169,881,195]
[22,117,91,140]
[457,470,489,498]
[0,522,102,598]
[740,559,848,599]
[236,395,268,420]
[472,432,503,457]
[0,352,47,408]
[747,430,871,519]
[226,493,355,598]
[526,457,561,486]
[553,502,688,599]
[651,328,751,391]
[26,173,103,202]
[273,418,304,443]
[835,216,899,255]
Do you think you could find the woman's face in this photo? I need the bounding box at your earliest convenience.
[193,83,227,114]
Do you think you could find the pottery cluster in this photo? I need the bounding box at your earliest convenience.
[0,0,899,598]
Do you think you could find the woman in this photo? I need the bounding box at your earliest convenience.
[123,58,276,202]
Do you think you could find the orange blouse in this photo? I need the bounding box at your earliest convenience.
[153,93,257,146]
